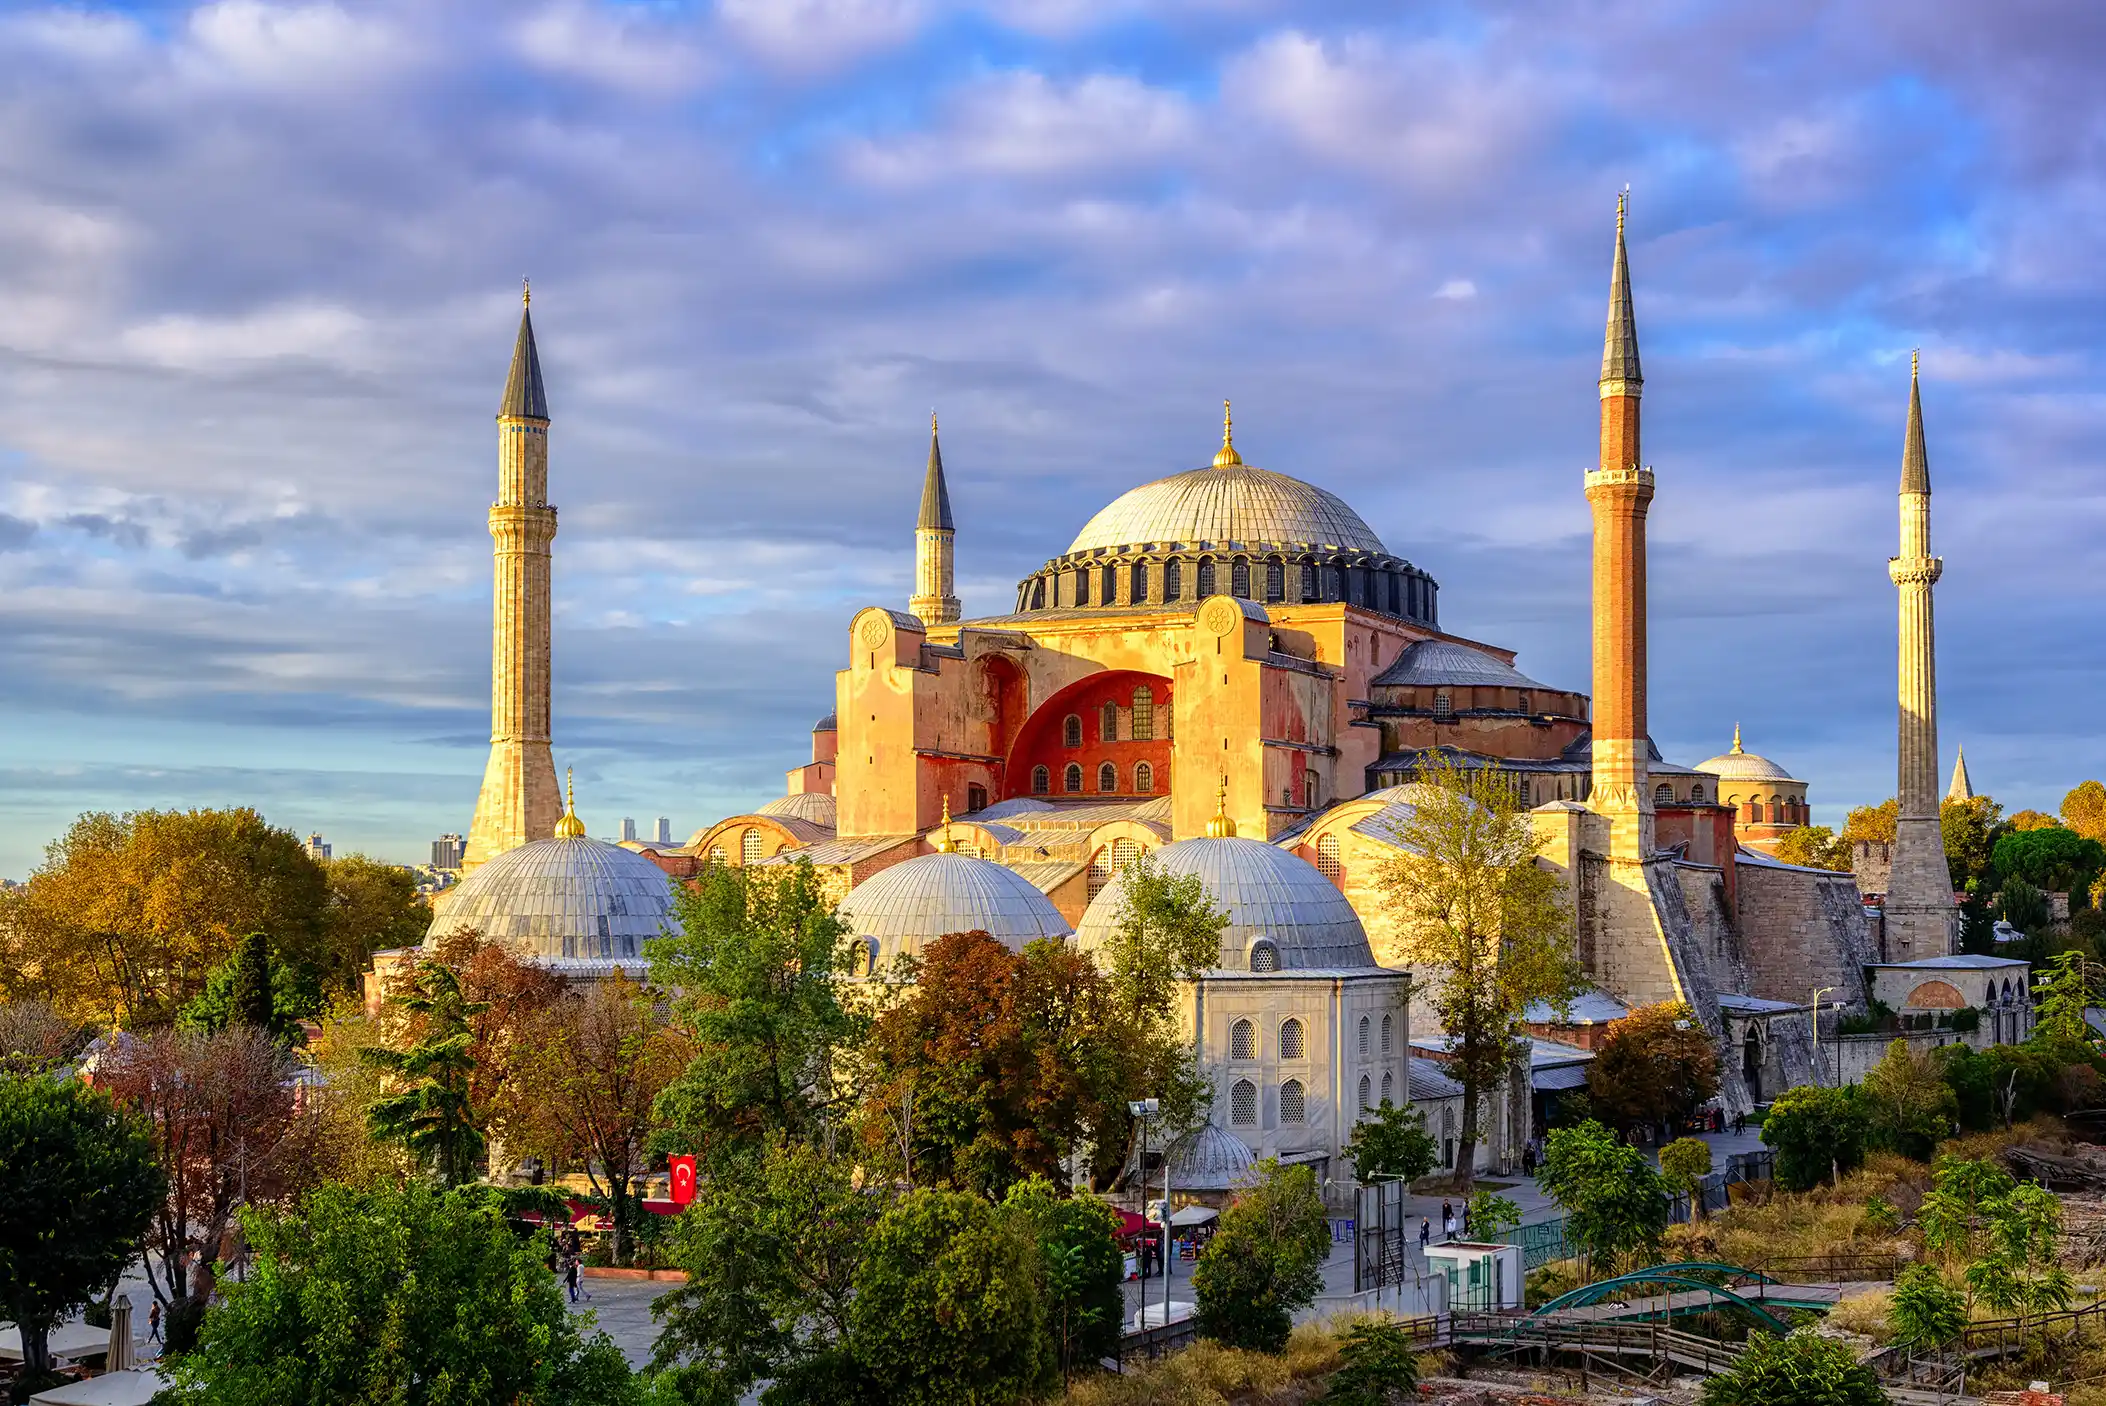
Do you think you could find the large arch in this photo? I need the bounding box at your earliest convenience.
[1002,668,1175,801]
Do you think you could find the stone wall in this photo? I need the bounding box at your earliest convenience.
[1735,856,1875,1007]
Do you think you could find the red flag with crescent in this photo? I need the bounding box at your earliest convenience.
[670,1155,697,1206]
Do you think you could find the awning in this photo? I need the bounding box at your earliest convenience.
[1170,1206,1218,1227]
[1532,1064,1591,1092]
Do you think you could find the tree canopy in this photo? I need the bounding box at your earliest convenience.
[1539,1120,1669,1272]
[1770,825,1849,871]
[362,959,488,1187]
[1342,1099,1438,1184]
[2063,780,2106,846]
[1584,1001,1719,1135]
[1192,1159,1332,1353]
[1993,825,2106,901]
[1760,1084,1868,1192]
[1860,1038,1958,1160]
[1700,1329,1888,1406]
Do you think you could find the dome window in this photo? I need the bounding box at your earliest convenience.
[1433,691,1452,718]
[1317,834,1341,881]
[1249,939,1280,973]
[1279,1079,1306,1124]
[1134,762,1154,794]
[1230,1019,1255,1061]
[1111,837,1140,873]
[1265,559,1285,603]
[708,845,726,865]
[1088,847,1112,899]
[1358,1074,1372,1112]
[1100,701,1118,742]
[1197,559,1216,597]
[1130,561,1148,603]
[1380,1012,1393,1055]
[1517,692,1532,714]
[1689,784,1705,804]
[1131,687,1154,741]
[1063,763,1084,794]
[1101,564,1117,604]
[1098,762,1117,793]
[741,828,763,865]
[1164,559,1182,600]
[1030,578,1045,610]
[1654,783,1673,806]
[1231,560,1251,598]
[1279,1018,1306,1060]
[1300,562,1318,600]
[1358,1014,1371,1057]
[1231,1079,1258,1126]
[1032,766,1051,796]
[1063,714,1082,748]
[1075,570,1090,606]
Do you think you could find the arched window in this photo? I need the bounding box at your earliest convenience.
[1063,714,1082,748]
[1134,762,1154,794]
[1359,1074,1372,1112]
[1231,559,1251,598]
[1382,1071,1395,1106]
[1163,559,1182,600]
[1111,837,1140,871]
[1131,687,1154,741]
[741,828,763,865]
[1099,700,1117,742]
[1519,779,1533,805]
[1032,765,1051,795]
[1088,848,1112,897]
[1303,768,1320,810]
[1380,1012,1393,1055]
[1317,834,1342,881]
[1075,569,1089,606]
[1768,798,1783,824]
[1030,578,1045,610]
[1280,1079,1306,1124]
[1130,561,1148,603]
[708,845,726,864]
[1197,558,1216,597]
[1433,690,1452,717]
[1250,940,1280,973]
[1098,762,1117,793]
[1300,562,1318,599]
[1231,1079,1258,1125]
[1325,565,1342,600]
[1230,1019,1255,1061]
[1279,1018,1306,1060]
[1689,784,1705,804]
[1101,564,1117,604]
[1265,559,1285,602]
[1063,763,1083,794]
[1359,1014,1371,1057]
[848,938,876,978]
[1654,783,1673,806]
[1744,797,1761,823]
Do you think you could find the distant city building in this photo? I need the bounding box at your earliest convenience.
[304,833,332,862]
[432,833,466,871]
[655,817,672,845]
[620,817,638,843]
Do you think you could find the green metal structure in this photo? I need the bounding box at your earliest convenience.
[1527,1262,1800,1335]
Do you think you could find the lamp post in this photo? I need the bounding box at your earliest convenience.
[1128,1098,1159,1318]
[1810,986,1835,1086]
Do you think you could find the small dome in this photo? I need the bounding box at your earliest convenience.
[428,836,679,976]
[1697,725,1797,784]
[1073,836,1376,971]
[1067,464,1386,556]
[756,793,838,827]
[813,712,838,733]
[1165,1124,1257,1191]
[838,852,1072,968]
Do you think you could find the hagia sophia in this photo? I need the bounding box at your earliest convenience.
[403,198,2033,1191]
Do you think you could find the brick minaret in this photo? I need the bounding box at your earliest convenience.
[463,285,562,873]
[1884,354,1957,957]
[1586,192,1655,860]
[908,413,960,624]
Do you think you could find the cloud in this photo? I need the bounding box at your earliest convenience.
[716,0,925,73]
[1433,278,1476,300]
[845,70,1195,183]
[512,2,710,95]
[179,0,416,89]
[118,302,372,372]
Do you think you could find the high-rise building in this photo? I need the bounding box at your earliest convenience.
[432,833,466,871]
[620,817,638,843]
[304,833,332,862]
[463,283,562,874]
[654,817,672,845]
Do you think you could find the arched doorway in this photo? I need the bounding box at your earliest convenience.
[1741,1028,1763,1103]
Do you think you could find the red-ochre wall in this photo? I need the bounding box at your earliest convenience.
[1004,670,1174,800]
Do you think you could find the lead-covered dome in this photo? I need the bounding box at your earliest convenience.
[838,852,1072,969]
[1068,463,1386,556]
[1697,726,1797,784]
[1164,1123,1258,1191]
[757,792,838,827]
[1074,835,1377,971]
[428,836,679,976]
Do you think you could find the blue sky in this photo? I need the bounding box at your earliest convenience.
[0,0,2101,875]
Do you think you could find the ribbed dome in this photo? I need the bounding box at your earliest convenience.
[1697,728,1797,784]
[756,792,838,827]
[838,852,1072,968]
[1067,464,1386,555]
[1074,836,1377,971]
[428,836,679,975]
[1165,1124,1258,1191]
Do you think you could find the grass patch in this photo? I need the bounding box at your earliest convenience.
[1061,1319,1346,1405]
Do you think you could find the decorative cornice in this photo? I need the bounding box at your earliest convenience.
[1888,557,1944,587]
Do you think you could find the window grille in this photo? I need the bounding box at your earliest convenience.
[1230,1019,1255,1060]
[1098,762,1117,793]
[1317,834,1341,880]
[1064,763,1083,794]
[1359,1074,1372,1111]
[1655,783,1673,806]
[1359,1015,1371,1057]
[1280,1079,1306,1124]
[1131,687,1154,741]
[1265,560,1284,602]
[741,829,763,865]
[1231,1080,1257,1125]
[1088,848,1112,899]
[1279,1018,1306,1060]
[1164,559,1182,599]
[1381,1013,1393,1055]
[1111,838,1139,871]
[1063,715,1082,748]
[1382,1072,1394,1106]
[1231,560,1250,598]
[1032,766,1050,795]
[1250,941,1279,973]
[1134,762,1153,793]
[1100,701,1118,742]
[1197,559,1215,597]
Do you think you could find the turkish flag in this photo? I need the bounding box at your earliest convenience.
[669,1156,697,1206]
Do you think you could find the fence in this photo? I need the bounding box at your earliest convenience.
[1502,1216,1573,1271]
[1354,1179,1414,1294]
[1115,1315,1198,1365]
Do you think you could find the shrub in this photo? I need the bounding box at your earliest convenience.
[1889,1264,1965,1348]
[1193,1160,1331,1354]
[1760,1085,1868,1191]
[1700,1329,1888,1406]
[1860,1195,1900,1237]
[1320,1318,1419,1405]
[1539,1120,1669,1271]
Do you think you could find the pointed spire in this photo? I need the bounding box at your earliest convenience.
[917,411,954,531]
[1902,350,1930,496]
[500,283,549,421]
[554,767,586,838]
[1212,399,1244,468]
[1947,746,1974,802]
[1204,777,1237,838]
[1731,722,1743,755]
[1601,189,1642,387]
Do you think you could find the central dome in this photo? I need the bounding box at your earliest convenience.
[1067,463,1387,556]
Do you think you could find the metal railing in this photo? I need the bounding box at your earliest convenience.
[1754,1251,1900,1282]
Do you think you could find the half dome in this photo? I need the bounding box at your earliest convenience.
[428,836,679,976]
[1073,835,1376,971]
[1067,464,1386,556]
[838,852,1072,968]
[756,792,839,827]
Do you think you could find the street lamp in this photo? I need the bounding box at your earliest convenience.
[1127,1099,1168,1330]
[1810,986,1835,1086]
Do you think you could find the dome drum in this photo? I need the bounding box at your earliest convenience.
[1015,547,1436,626]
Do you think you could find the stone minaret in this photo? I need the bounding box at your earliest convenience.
[1885,354,1957,957]
[463,285,562,873]
[1586,191,1655,860]
[908,413,960,624]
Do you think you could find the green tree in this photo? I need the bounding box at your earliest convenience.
[1585,1001,1720,1136]
[1377,758,1584,1191]
[160,1182,639,1406]
[1915,1156,2013,1268]
[1538,1120,1669,1272]
[1965,1181,2071,1330]
[1002,1177,1124,1386]
[1998,877,2053,934]
[1192,1159,1333,1353]
[1659,1137,1713,1221]
[647,860,859,1170]
[1994,826,2106,905]
[0,1076,165,1384]
[1343,1100,1438,1184]
[177,932,322,1043]
[1101,851,1229,1020]
[1759,1085,1868,1192]
[2063,780,2106,846]
[1888,1265,1966,1348]
[1468,1190,1522,1243]
[1321,1317,1421,1405]
[1941,795,2005,892]
[1860,1039,1958,1160]
[1700,1329,1888,1406]
[362,959,487,1187]
[2034,949,2104,1045]
[848,1188,1049,1406]
[321,854,432,983]
[1771,826,1849,871]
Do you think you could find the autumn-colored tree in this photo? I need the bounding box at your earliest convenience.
[1844,794,2008,893]
[1840,798,1899,847]
[1585,1002,1720,1136]
[1377,758,1583,1191]
[2063,781,2106,846]
[415,929,569,1120]
[498,974,690,1263]
[0,808,332,1026]
[2009,810,2061,833]
[363,960,488,1188]
[1771,825,1849,871]
[95,1027,307,1340]
[0,1001,88,1075]
[320,855,433,985]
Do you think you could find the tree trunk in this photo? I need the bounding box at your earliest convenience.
[609,1164,631,1267]
[20,1317,52,1382]
[1455,1080,1480,1196]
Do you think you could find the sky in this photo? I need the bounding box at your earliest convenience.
[0,0,2101,876]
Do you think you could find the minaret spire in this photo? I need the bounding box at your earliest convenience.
[1886,354,1956,957]
[464,288,563,872]
[908,412,961,624]
[1947,746,1974,803]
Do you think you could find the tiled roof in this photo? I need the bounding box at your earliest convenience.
[754,834,913,867]
[429,837,678,964]
[1524,991,1632,1025]
[1870,953,2029,970]
[1065,463,1387,555]
[1371,639,1548,690]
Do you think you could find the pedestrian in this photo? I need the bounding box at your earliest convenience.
[1462,1200,1473,1236]
[1440,1198,1452,1229]
[564,1254,581,1304]
[1442,1208,1456,1242]
[1419,1217,1431,1250]
[148,1300,162,1344]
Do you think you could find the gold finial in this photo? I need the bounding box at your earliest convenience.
[930,408,938,435]
[1617,186,1627,235]
[554,766,586,838]
[1911,348,1919,380]
[935,795,954,852]
[1212,399,1243,468]
[1731,723,1743,755]
[522,277,531,309]
[1204,777,1237,838]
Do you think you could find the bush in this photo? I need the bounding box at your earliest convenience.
[1761,1085,1868,1192]
[1889,1264,1965,1348]
[1525,1261,1582,1310]
[1860,1195,1900,1237]
[1320,1317,1419,1405]
[1193,1160,1331,1354]
[1700,1329,1887,1406]
[1539,1120,1669,1270]
[1946,1007,1980,1033]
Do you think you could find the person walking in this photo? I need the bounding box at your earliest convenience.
[147,1301,162,1345]
[563,1253,581,1304]
[1442,1208,1456,1242]
[1419,1217,1431,1251]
